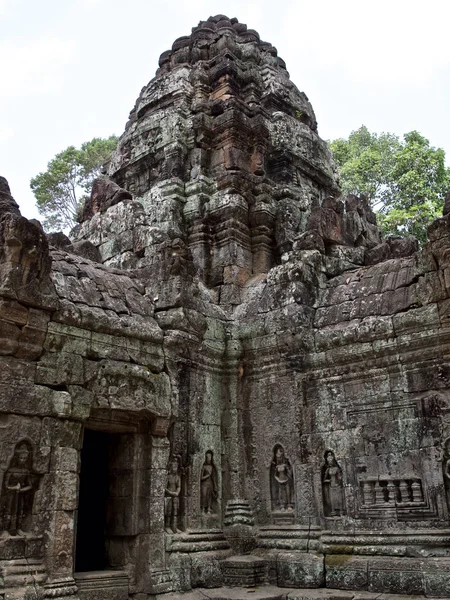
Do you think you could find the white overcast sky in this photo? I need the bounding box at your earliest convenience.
[1,0,449,221]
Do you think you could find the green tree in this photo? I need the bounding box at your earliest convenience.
[30,135,118,231]
[329,126,400,203]
[329,126,450,243]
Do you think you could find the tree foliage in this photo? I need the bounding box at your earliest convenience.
[30,136,118,231]
[329,126,450,243]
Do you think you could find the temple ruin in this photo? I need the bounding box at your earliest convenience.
[1,14,450,600]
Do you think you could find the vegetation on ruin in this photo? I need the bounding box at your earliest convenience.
[329,126,450,243]
[30,136,118,231]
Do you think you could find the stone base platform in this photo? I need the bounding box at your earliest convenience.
[74,570,129,600]
[157,586,450,600]
[221,556,267,587]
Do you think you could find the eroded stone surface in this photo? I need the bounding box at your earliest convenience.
[0,14,449,600]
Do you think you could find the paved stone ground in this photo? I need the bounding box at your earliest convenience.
[158,587,450,600]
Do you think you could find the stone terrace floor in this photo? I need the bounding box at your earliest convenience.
[157,587,450,600]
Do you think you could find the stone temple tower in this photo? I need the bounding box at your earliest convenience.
[1,14,450,600]
[76,15,371,297]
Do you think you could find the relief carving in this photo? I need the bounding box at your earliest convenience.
[165,456,182,533]
[443,437,450,513]
[270,444,294,512]
[200,450,218,514]
[322,449,346,517]
[0,440,37,536]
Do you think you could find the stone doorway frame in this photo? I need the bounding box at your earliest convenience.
[70,408,171,596]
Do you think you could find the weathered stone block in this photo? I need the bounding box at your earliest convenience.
[0,318,19,354]
[0,298,29,326]
[52,446,79,472]
[423,559,450,597]
[367,558,424,595]
[325,555,368,590]
[190,553,223,588]
[277,552,324,588]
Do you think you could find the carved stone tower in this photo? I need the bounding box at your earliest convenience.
[1,14,450,600]
[76,15,356,307]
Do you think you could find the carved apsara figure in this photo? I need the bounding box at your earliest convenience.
[442,438,450,512]
[0,441,36,536]
[322,449,345,517]
[165,456,182,533]
[200,450,218,514]
[270,444,294,511]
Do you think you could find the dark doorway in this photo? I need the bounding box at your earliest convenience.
[75,429,110,572]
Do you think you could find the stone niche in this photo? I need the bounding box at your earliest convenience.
[1,13,450,600]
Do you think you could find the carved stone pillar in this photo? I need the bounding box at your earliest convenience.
[135,434,172,595]
[44,438,82,599]
[386,481,396,504]
[411,480,424,503]
[362,480,375,505]
[250,200,275,275]
[399,479,409,503]
[222,337,245,504]
[375,482,385,505]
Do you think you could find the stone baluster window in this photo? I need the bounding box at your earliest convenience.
[360,478,425,507]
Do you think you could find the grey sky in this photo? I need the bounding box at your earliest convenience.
[1,0,449,222]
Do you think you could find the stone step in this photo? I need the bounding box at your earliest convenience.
[167,529,230,553]
[75,570,129,600]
